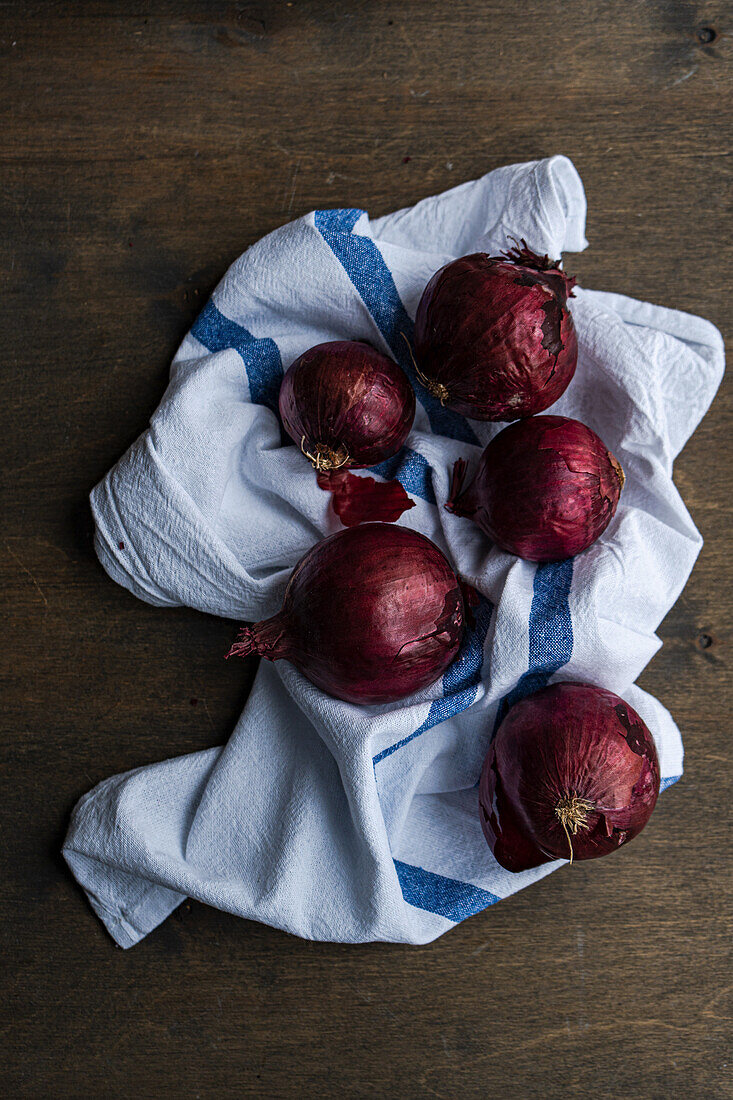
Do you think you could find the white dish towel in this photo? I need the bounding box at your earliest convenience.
[63,156,724,948]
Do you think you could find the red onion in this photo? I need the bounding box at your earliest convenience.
[414,241,577,420]
[446,415,624,561]
[279,340,415,471]
[480,682,660,872]
[226,523,465,704]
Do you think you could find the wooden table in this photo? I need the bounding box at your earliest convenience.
[3,3,730,1096]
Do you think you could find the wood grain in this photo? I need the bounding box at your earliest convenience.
[1,2,730,1097]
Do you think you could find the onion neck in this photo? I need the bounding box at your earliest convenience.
[610,452,625,490]
[555,793,594,864]
[445,458,474,518]
[226,612,293,662]
[498,238,576,303]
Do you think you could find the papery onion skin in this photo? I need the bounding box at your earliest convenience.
[279,340,416,471]
[316,469,416,527]
[446,415,624,561]
[414,242,577,421]
[479,682,661,872]
[227,523,465,705]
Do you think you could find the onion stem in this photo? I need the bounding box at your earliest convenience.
[400,331,449,406]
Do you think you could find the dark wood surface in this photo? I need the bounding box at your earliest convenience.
[2,2,731,1096]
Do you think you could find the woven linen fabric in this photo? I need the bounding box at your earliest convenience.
[63,156,724,947]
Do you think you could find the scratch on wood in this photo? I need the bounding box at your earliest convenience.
[3,540,49,608]
[96,697,123,725]
[670,66,698,87]
[286,159,301,219]
[201,697,218,736]
[700,981,733,1019]
[5,535,74,562]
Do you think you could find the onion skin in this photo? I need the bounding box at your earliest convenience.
[227,523,465,705]
[479,682,661,872]
[414,242,577,421]
[446,415,624,561]
[279,340,416,471]
[316,469,416,527]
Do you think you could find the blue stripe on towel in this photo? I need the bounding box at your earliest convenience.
[310,210,576,926]
[493,559,574,731]
[314,209,479,446]
[660,774,681,792]
[373,595,493,765]
[394,860,500,922]
[369,447,436,505]
[191,299,284,413]
[384,564,573,924]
